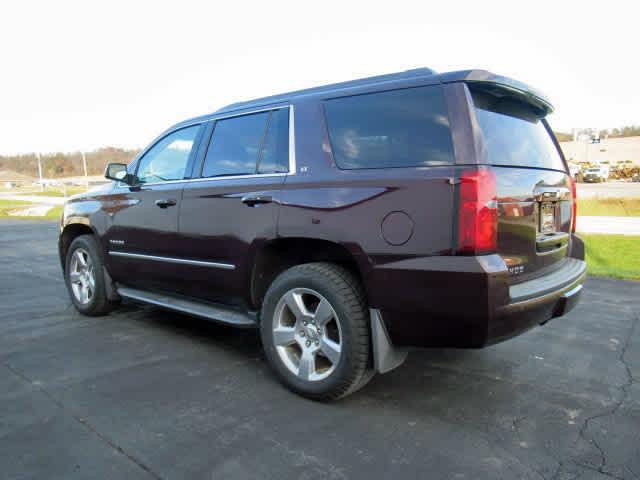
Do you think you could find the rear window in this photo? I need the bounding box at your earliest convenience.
[323,85,455,169]
[472,90,565,171]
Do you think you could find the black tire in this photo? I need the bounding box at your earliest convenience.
[260,262,372,401]
[64,235,118,316]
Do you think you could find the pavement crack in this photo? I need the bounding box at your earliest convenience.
[3,361,164,480]
[572,460,626,480]
[512,415,526,436]
[573,314,638,478]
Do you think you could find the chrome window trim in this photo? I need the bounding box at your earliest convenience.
[115,104,295,189]
[289,105,296,174]
[109,251,235,270]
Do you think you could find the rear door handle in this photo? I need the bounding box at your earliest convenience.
[241,194,273,207]
[155,199,177,208]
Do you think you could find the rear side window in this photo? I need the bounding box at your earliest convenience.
[323,85,455,169]
[258,108,289,174]
[472,90,565,171]
[201,108,290,177]
[202,112,270,177]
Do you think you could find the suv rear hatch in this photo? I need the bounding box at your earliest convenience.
[469,86,574,284]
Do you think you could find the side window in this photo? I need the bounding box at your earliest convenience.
[323,85,455,169]
[258,108,289,173]
[136,125,201,183]
[201,112,269,177]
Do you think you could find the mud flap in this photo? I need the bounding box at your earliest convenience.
[370,308,408,374]
[103,268,121,302]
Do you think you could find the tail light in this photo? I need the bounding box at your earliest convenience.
[570,176,577,233]
[457,168,498,255]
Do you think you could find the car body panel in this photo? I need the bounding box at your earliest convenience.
[59,67,584,350]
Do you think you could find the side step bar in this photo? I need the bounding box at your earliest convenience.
[116,286,257,327]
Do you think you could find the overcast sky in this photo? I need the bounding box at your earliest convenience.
[1,0,637,155]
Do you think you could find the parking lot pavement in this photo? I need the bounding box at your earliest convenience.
[1,220,639,480]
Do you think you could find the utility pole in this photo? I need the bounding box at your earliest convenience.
[36,152,44,191]
[81,151,88,189]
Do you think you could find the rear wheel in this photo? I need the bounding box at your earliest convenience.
[64,235,117,316]
[260,263,372,400]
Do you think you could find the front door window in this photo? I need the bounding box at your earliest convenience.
[136,125,201,183]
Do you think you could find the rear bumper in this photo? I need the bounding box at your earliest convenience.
[487,259,585,345]
[369,235,586,348]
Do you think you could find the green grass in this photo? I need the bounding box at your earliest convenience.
[0,199,62,220]
[29,186,88,197]
[0,199,30,208]
[578,197,640,216]
[582,234,640,280]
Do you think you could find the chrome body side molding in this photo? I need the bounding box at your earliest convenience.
[108,251,235,270]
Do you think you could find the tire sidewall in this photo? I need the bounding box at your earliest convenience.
[260,266,365,398]
[65,235,106,314]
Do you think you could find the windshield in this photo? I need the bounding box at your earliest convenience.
[471,90,566,171]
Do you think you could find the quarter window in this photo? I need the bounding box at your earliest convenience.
[323,85,455,169]
[136,125,201,183]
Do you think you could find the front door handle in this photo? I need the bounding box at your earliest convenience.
[241,194,273,207]
[155,199,177,208]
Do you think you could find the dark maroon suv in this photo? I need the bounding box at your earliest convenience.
[59,68,585,400]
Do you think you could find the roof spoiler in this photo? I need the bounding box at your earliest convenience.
[439,70,554,117]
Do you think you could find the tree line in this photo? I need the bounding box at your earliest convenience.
[554,125,640,143]
[0,147,140,179]
[2,125,640,179]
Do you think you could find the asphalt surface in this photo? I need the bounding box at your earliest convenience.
[1,220,639,480]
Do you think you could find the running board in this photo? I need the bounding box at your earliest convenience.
[116,287,257,327]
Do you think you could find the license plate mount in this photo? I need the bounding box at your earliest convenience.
[540,202,556,234]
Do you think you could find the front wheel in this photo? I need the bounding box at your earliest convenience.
[64,235,118,316]
[260,263,372,401]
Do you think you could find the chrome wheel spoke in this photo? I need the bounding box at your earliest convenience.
[79,285,88,303]
[283,291,307,320]
[69,271,81,283]
[297,351,315,380]
[320,337,341,365]
[273,326,297,347]
[313,298,333,327]
[75,251,87,268]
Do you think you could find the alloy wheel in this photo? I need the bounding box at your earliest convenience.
[69,248,95,305]
[272,288,342,381]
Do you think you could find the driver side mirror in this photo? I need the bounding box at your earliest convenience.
[105,163,135,184]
